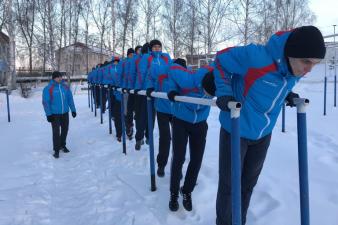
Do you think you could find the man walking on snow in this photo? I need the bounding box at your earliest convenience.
[42,71,77,159]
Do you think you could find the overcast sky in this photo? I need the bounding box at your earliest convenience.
[310,0,338,39]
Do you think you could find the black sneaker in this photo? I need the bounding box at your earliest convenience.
[157,166,165,177]
[53,151,59,159]
[62,146,70,153]
[169,192,179,211]
[180,187,192,211]
[135,140,144,151]
[117,137,122,142]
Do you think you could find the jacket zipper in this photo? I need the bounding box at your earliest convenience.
[59,84,64,113]
[258,77,287,138]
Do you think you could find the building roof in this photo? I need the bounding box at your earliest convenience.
[56,42,120,57]
[0,31,9,43]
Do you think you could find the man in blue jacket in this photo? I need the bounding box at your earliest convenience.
[214,26,326,224]
[42,71,77,158]
[122,48,136,140]
[167,58,215,212]
[146,39,173,177]
[110,56,124,142]
[134,44,152,150]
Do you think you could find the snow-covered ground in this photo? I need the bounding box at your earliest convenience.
[0,67,338,225]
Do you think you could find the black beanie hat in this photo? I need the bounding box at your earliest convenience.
[52,71,62,79]
[135,45,142,53]
[174,58,187,68]
[127,48,135,56]
[142,43,150,54]
[285,26,326,59]
[149,39,162,49]
[202,71,216,96]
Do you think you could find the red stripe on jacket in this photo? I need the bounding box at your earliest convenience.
[243,63,277,96]
[49,84,55,102]
[181,87,199,95]
[158,74,168,89]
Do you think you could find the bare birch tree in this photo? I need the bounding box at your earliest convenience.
[198,0,232,54]
[15,0,36,75]
[117,0,136,57]
[90,0,111,61]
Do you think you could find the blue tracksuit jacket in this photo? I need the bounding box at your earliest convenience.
[214,30,300,140]
[168,64,214,123]
[42,80,76,116]
[145,51,173,114]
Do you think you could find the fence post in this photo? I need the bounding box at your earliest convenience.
[108,86,112,134]
[147,96,156,192]
[282,103,286,132]
[94,85,97,117]
[88,83,90,108]
[120,92,127,155]
[295,98,310,225]
[228,101,242,225]
[324,76,327,116]
[100,85,103,124]
[6,89,11,122]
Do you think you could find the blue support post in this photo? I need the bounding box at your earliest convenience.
[324,76,327,116]
[228,102,242,225]
[88,83,90,108]
[6,89,11,122]
[147,96,156,192]
[94,85,97,117]
[108,86,112,134]
[100,85,103,124]
[282,103,286,132]
[296,98,310,225]
[334,75,336,107]
[120,93,127,154]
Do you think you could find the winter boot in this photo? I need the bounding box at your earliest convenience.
[157,166,165,177]
[135,139,144,151]
[169,192,179,211]
[117,136,122,142]
[53,150,59,159]
[62,146,70,153]
[180,187,192,211]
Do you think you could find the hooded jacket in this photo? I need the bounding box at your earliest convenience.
[214,30,300,140]
[42,80,76,116]
[145,51,173,114]
[168,64,214,123]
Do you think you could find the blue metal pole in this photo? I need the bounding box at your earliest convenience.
[94,85,97,117]
[120,93,127,154]
[296,99,310,225]
[108,86,112,134]
[100,85,103,124]
[88,83,90,108]
[324,76,327,116]
[228,102,242,225]
[282,103,286,132]
[334,75,336,107]
[6,89,11,122]
[147,96,156,192]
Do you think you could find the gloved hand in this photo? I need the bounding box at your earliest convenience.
[146,88,155,97]
[285,92,300,107]
[122,88,129,94]
[47,115,54,123]
[134,89,140,95]
[72,112,77,118]
[216,96,236,112]
[167,91,179,102]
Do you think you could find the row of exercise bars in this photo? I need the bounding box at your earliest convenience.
[87,83,310,225]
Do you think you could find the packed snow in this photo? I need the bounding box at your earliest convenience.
[0,65,338,225]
